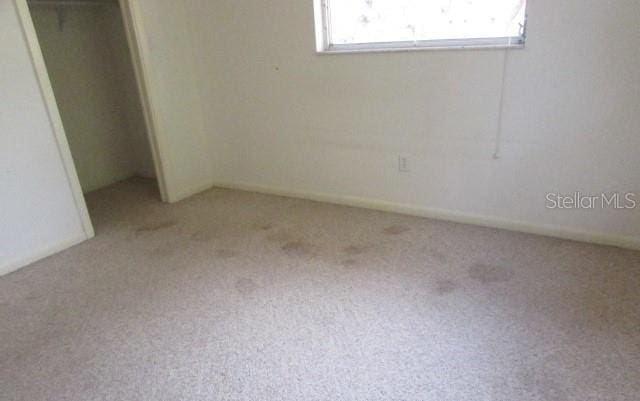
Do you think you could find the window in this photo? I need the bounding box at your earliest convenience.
[314,0,527,53]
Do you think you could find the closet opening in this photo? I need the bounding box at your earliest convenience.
[25,0,164,231]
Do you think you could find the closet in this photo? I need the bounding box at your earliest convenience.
[27,0,156,194]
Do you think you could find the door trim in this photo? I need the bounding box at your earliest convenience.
[119,0,170,202]
[15,0,172,222]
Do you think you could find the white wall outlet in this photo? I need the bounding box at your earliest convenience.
[398,156,409,173]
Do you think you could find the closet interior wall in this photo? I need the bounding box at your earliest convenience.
[29,3,155,193]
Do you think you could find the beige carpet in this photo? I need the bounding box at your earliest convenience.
[1,177,639,401]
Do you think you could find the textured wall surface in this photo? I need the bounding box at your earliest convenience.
[186,0,640,244]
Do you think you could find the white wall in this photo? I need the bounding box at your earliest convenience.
[185,0,640,248]
[30,4,155,193]
[1,1,90,275]
[3,0,638,276]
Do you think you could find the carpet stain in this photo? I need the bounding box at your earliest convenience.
[25,294,41,302]
[341,259,358,268]
[428,249,448,265]
[151,242,180,258]
[253,222,275,231]
[281,241,314,257]
[468,263,513,284]
[343,244,368,255]
[135,220,177,234]
[215,249,237,259]
[434,279,459,295]
[383,225,410,235]
[266,231,292,243]
[190,229,217,242]
[235,278,257,295]
[517,368,569,401]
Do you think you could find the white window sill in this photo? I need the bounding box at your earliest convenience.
[316,38,525,55]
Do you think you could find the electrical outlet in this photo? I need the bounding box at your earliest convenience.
[398,156,409,173]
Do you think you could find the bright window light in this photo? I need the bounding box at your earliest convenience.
[315,0,527,53]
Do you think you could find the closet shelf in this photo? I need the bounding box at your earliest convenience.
[28,0,118,32]
[28,0,118,7]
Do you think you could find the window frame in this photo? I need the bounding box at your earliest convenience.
[313,0,527,54]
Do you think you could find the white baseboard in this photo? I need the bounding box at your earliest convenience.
[210,180,640,252]
[167,180,220,204]
[0,233,90,277]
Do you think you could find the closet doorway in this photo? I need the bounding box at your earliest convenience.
[22,0,166,233]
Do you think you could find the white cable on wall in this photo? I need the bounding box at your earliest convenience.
[493,36,512,160]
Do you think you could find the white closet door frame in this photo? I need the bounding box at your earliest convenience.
[13,0,94,238]
[14,0,172,216]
